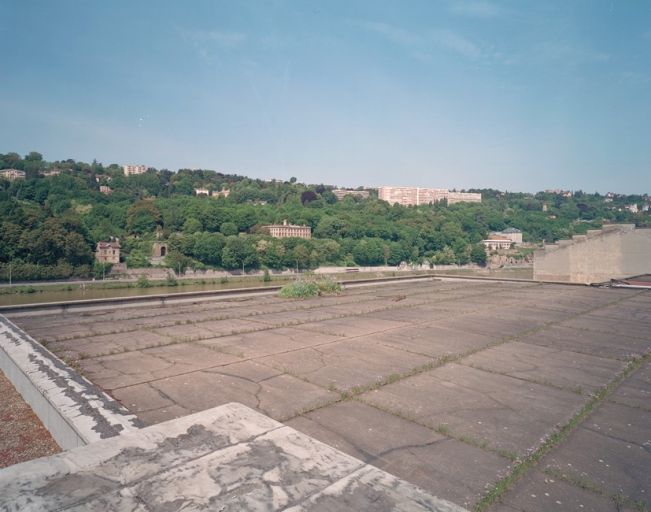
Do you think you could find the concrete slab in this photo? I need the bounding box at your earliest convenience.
[493,470,626,512]
[295,316,411,337]
[143,361,339,421]
[149,323,217,340]
[560,314,650,341]
[434,313,538,339]
[361,363,586,456]
[373,324,499,359]
[240,308,342,328]
[193,317,273,336]
[287,401,512,509]
[258,337,432,391]
[609,360,651,410]
[541,402,651,505]
[517,325,648,361]
[462,342,626,394]
[50,330,172,360]
[363,305,466,324]
[81,342,243,390]
[197,327,340,358]
[1,403,465,511]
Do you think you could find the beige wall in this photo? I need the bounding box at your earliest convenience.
[534,225,651,284]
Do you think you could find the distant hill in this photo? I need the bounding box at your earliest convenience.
[1,151,648,281]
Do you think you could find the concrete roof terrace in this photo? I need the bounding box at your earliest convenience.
[6,278,651,511]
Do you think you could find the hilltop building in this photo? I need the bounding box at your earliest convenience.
[378,186,480,206]
[122,164,147,176]
[493,228,523,245]
[41,169,61,177]
[447,191,482,204]
[332,189,370,200]
[193,188,230,198]
[263,220,311,239]
[99,185,112,195]
[95,239,121,264]
[545,189,573,198]
[482,236,514,251]
[0,169,26,181]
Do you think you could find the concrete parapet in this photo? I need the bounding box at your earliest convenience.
[534,225,651,284]
[0,402,467,511]
[0,315,142,449]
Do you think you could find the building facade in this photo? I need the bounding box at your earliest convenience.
[122,164,147,176]
[447,192,482,204]
[482,237,514,251]
[379,186,481,206]
[0,169,26,181]
[492,228,523,245]
[264,220,311,239]
[95,240,121,264]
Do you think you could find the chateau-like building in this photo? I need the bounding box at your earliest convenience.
[263,220,311,239]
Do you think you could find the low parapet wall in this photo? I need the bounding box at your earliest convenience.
[0,315,142,449]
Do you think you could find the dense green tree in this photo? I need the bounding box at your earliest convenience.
[470,244,487,266]
[127,201,161,234]
[220,221,238,236]
[221,236,258,270]
[192,232,225,266]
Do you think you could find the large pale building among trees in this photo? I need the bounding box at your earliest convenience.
[263,220,311,239]
[379,186,480,206]
[122,164,147,176]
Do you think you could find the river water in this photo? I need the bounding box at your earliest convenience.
[0,280,285,307]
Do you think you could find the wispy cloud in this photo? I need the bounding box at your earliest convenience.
[536,41,610,64]
[355,21,419,46]
[355,20,492,62]
[179,28,247,49]
[449,1,505,19]
[432,29,482,59]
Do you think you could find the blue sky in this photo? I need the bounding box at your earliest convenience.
[1,1,649,193]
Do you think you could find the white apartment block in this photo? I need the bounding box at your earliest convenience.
[379,186,480,206]
[447,191,482,204]
[123,164,147,176]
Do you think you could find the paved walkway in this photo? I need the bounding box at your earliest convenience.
[9,279,651,510]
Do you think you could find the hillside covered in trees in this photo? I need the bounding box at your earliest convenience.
[1,151,649,281]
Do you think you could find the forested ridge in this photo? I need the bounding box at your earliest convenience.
[1,151,648,281]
